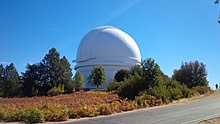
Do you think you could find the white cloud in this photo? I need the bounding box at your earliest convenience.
[0,61,10,65]
[96,0,140,25]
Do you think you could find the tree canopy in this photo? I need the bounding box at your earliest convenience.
[114,69,131,82]
[111,58,192,100]
[22,48,73,96]
[172,61,208,88]
[88,66,106,88]
[74,72,85,91]
[215,0,220,23]
[0,63,20,97]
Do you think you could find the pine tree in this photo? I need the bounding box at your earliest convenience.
[42,48,62,88]
[141,58,163,88]
[0,64,3,77]
[2,63,20,97]
[0,64,4,96]
[21,48,74,96]
[60,56,74,93]
[22,64,40,96]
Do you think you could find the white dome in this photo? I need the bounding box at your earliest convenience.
[74,26,141,88]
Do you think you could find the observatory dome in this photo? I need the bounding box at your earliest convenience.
[74,26,141,88]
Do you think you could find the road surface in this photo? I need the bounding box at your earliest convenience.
[61,91,220,124]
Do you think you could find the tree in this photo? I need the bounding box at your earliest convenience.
[22,64,40,96]
[42,48,62,88]
[130,65,142,77]
[0,64,4,96]
[41,48,73,95]
[74,72,85,91]
[88,66,106,88]
[114,69,131,82]
[215,0,220,23]
[118,74,144,99]
[22,48,73,96]
[60,56,73,93]
[0,64,3,77]
[1,63,20,97]
[141,58,163,88]
[172,61,208,88]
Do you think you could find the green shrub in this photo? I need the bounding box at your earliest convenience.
[26,109,45,123]
[147,86,170,101]
[47,84,64,96]
[146,78,191,102]
[110,101,121,113]
[136,93,162,107]
[118,75,147,99]
[15,110,29,122]
[114,69,131,82]
[76,105,99,117]
[98,104,113,115]
[42,104,69,121]
[119,100,137,111]
[107,81,121,91]
[169,88,182,100]
[68,109,78,119]
[181,85,192,98]
[135,96,143,107]
[2,108,17,122]
[0,108,5,120]
[191,86,213,95]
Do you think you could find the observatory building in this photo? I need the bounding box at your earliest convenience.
[74,26,141,88]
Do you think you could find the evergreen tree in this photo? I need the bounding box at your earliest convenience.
[42,48,62,88]
[60,56,74,93]
[22,64,40,96]
[88,66,106,88]
[172,61,208,88]
[2,63,20,97]
[74,72,85,91]
[214,0,220,23]
[141,58,163,88]
[22,48,73,96]
[0,64,4,96]
[0,64,3,77]
[130,65,142,77]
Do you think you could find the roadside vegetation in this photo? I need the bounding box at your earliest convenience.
[0,48,213,123]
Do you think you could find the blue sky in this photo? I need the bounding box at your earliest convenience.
[0,0,219,88]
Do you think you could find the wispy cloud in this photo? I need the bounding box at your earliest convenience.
[96,0,141,25]
[0,61,11,65]
[42,22,59,31]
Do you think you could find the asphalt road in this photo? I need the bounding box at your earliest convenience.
[62,93,220,124]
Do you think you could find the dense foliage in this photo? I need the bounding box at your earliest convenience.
[108,58,198,102]
[0,63,21,97]
[0,48,76,97]
[172,61,208,88]
[21,48,73,96]
[74,72,85,91]
[88,66,106,88]
[191,86,213,95]
[114,69,131,82]
[214,0,220,23]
